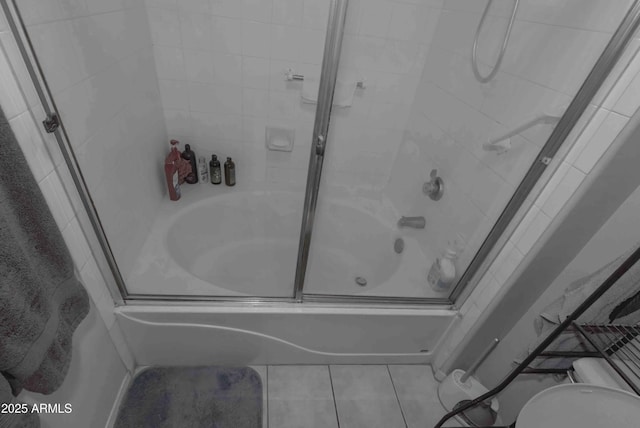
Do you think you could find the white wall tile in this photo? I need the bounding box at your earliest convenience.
[514,207,552,256]
[270,24,302,61]
[573,112,628,174]
[79,257,116,329]
[501,21,610,96]
[539,164,586,218]
[61,218,91,270]
[243,88,270,117]
[158,79,189,109]
[268,90,299,119]
[298,29,325,65]
[153,45,186,79]
[146,0,178,10]
[272,0,303,26]
[516,0,632,33]
[242,56,271,89]
[178,0,210,15]
[184,50,214,83]
[85,0,126,14]
[242,0,273,23]
[147,7,181,47]
[564,107,609,166]
[211,16,243,54]
[493,240,524,285]
[242,21,271,58]
[302,0,330,31]
[163,108,193,136]
[211,53,243,86]
[359,0,393,38]
[180,11,212,51]
[613,66,640,117]
[210,0,242,18]
[388,2,421,41]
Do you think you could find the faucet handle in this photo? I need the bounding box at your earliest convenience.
[424,169,444,201]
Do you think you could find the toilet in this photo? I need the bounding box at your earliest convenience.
[516,358,640,427]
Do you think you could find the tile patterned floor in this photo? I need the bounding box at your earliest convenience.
[251,365,458,428]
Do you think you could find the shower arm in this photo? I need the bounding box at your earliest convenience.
[483,114,561,153]
[472,0,519,83]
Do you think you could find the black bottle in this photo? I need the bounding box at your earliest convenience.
[224,157,236,186]
[209,154,221,185]
[181,144,198,184]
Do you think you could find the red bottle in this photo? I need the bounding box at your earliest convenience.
[165,140,181,201]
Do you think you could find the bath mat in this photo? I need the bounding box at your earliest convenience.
[114,366,262,428]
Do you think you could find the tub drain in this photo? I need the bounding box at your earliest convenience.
[355,276,367,287]
[394,238,404,254]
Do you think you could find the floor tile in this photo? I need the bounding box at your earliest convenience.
[267,365,339,428]
[250,365,268,428]
[388,365,457,428]
[330,365,406,428]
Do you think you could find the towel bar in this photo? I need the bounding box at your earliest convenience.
[284,68,365,89]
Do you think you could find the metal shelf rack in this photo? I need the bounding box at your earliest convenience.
[433,245,640,428]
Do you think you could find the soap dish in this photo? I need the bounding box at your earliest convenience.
[265,126,294,152]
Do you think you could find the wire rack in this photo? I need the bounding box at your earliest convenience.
[572,322,640,394]
[434,244,640,428]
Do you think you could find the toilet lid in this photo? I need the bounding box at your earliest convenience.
[517,384,640,428]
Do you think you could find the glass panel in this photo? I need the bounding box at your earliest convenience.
[13,0,330,298]
[303,0,634,300]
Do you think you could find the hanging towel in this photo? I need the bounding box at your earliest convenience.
[301,76,357,107]
[518,242,640,369]
[0,106,89,427]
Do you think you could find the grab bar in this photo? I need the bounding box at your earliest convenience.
[285,68,366,88]
[482,114,561,154]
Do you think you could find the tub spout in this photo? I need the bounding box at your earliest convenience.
[398,216,425,229]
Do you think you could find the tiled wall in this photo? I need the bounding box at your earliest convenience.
[431,0,640,388]
[387,0,634,277]
[0,4,134,426]
[145,0,442,189]
[13,0,168,279]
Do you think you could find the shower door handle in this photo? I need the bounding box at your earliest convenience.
[315,134,326,156]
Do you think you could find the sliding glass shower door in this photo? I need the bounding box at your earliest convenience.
[4,0,332,299]
[6,0,639,303]
[299,0,637,302]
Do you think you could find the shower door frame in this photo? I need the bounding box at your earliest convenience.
[292,0,640,305]
[4,0,640,306]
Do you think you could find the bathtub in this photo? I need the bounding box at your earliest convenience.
[126,183,441,299]
[119,184,457,364]
[116,306,457,365]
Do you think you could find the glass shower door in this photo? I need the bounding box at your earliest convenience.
[300,0,636,302]
[4,0,331,299]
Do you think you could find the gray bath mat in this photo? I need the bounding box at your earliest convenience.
[114,366,262,428]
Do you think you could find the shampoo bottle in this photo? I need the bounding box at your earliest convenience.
[198,156,208,184]
[209,154,221,184]
[181,144,198,184]
[224,157,236,186]
[428,245,458,292]
[164,140,181,201]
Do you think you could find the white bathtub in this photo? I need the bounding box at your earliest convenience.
[120,184,456,364]
[126,184,440,299]
[115,306,456,365]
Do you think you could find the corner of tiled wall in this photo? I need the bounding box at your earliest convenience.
[432,26,640,373]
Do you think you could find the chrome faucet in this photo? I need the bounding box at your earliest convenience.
[398,216,426,229]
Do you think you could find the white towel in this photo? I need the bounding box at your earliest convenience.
[301,76,356,107]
